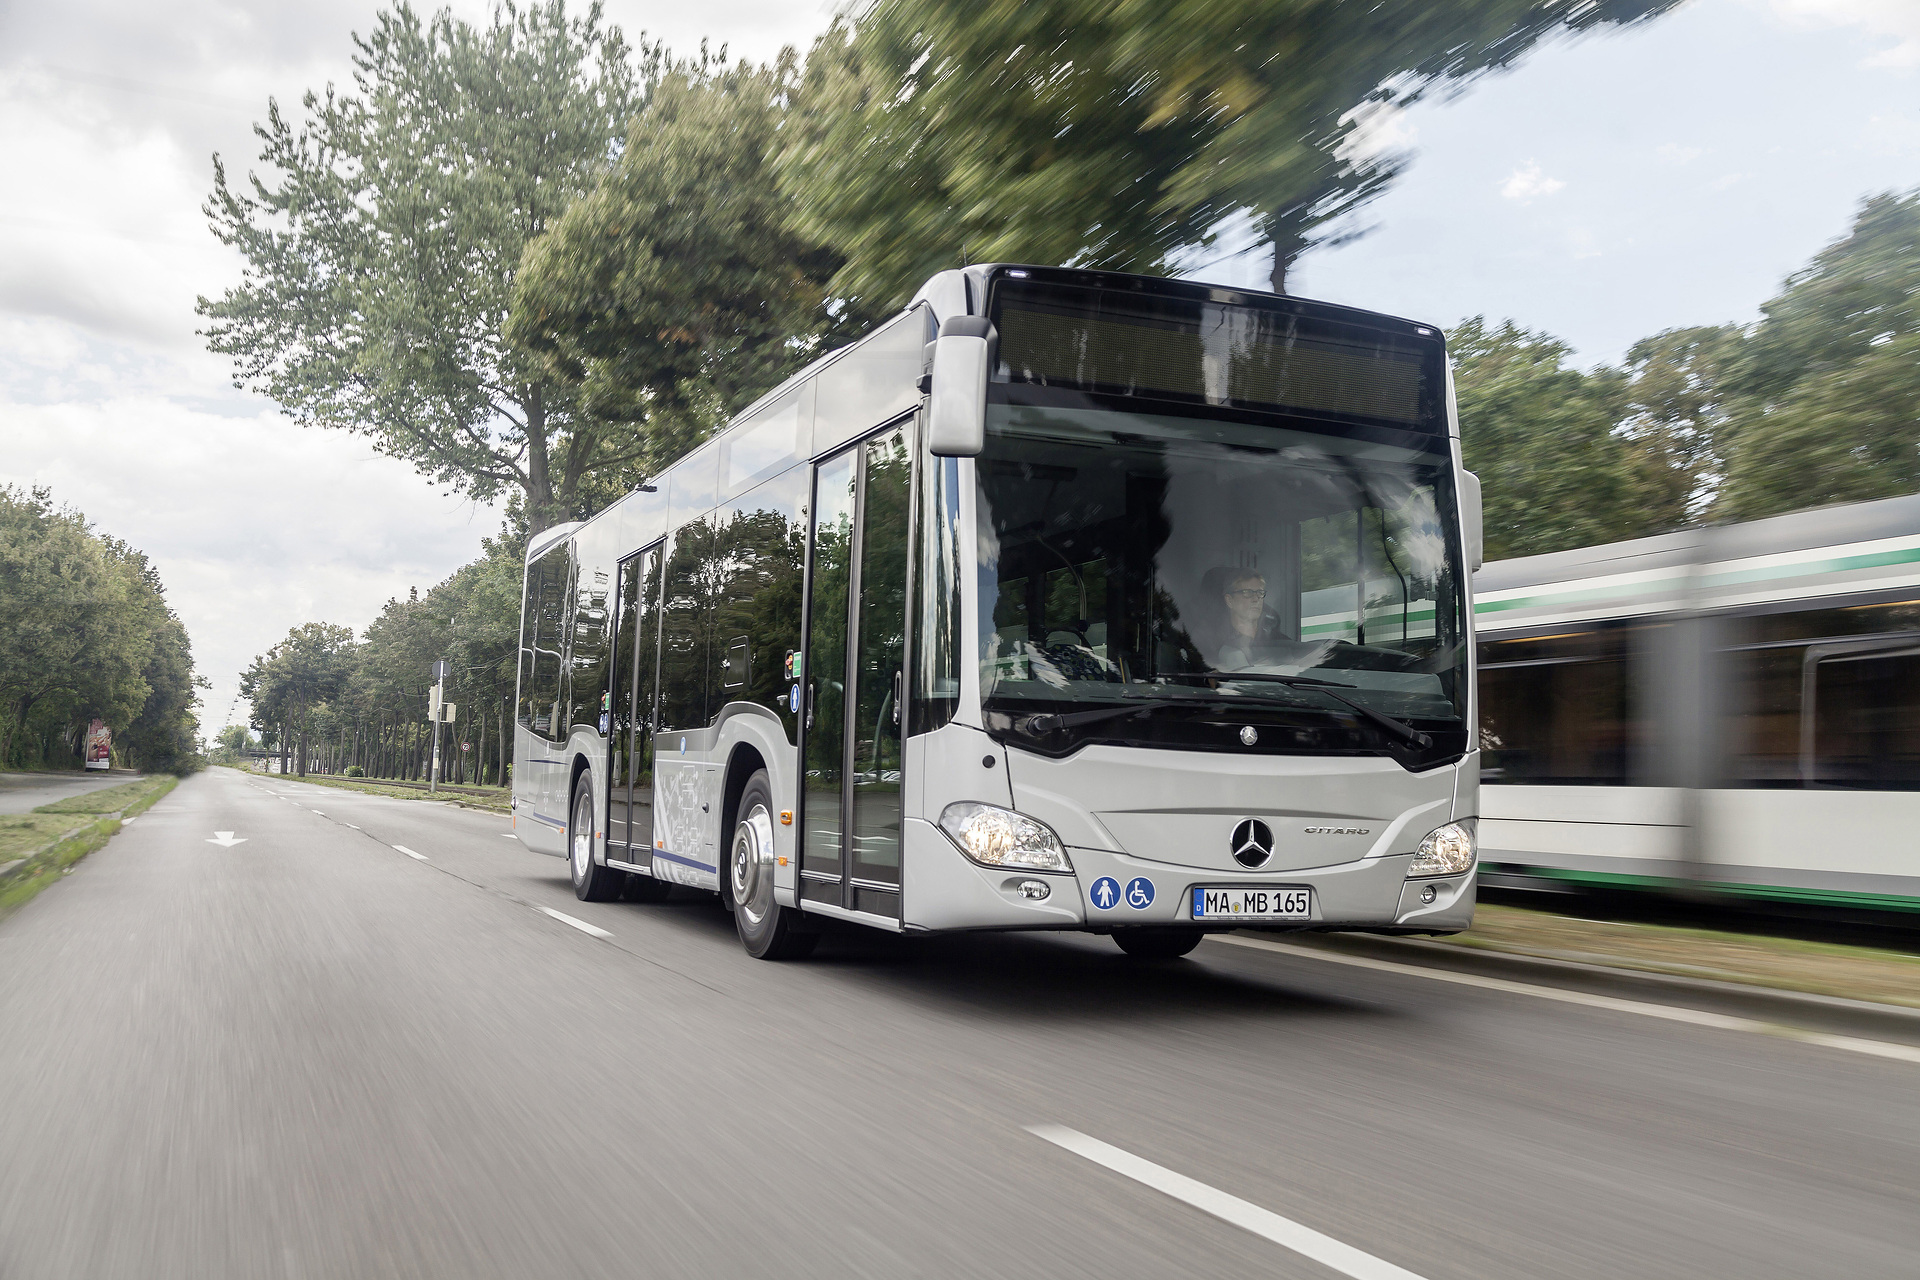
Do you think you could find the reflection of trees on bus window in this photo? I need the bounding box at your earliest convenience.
[518,542,572,740]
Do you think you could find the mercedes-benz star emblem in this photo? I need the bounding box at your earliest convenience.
[1239,725,1259,746]
[1230,818,1274,869]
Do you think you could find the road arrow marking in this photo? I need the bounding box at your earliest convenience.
[206,832,247,847]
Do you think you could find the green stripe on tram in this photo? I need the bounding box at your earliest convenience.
[1493,866,1920,914]
[1474,542,1920,620]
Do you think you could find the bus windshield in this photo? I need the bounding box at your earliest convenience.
[975,398,1468,763]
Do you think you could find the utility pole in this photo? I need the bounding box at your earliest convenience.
[429,660,449,793]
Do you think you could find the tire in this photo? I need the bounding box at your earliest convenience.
[1111,927,1203,960]
[568,775,627,902]
[728,770,817,960]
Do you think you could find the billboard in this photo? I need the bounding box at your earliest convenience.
[84,719,111,772]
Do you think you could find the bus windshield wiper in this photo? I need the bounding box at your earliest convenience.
[1195,671,1433,749]
[1026,704,1151,733]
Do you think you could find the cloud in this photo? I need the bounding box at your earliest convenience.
[1500,162,1566,201]
[1768,0,1920,68]
[1337,98,1419,167]
[0,0,838,741]
[1657,143,1704,165]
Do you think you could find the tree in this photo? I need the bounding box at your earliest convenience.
[1615,324,1744,533]
[1450,318,1641,560]
[785,0,1680,308]
[1716,190,1920,521]
[0,487,160,768]
[199,2,646,532]
[511,58,850,475]
[241,623,357,776]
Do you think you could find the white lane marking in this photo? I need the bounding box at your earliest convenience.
[206,831,247,847]
[1028,1126,1427,1280]
[541,907,613,939]
[393,845,430,861]
[121,817,135,824]
[311,809,325,815]
[500,833,518,839]
[1214,936,1920,1066]
[344,824,360,830]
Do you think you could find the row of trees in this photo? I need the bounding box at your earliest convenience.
[199,0,1680,534]
[1458,189,1920,559]
[0,486,204,772]
[237,528,525,782]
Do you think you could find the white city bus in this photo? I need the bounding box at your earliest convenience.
[512,265,1483,959]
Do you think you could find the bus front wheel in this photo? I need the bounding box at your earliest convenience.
[729,770,817,961]
[568,776,626,902]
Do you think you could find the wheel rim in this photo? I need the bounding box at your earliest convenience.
[730,801,776,928]
[571,787,593,882]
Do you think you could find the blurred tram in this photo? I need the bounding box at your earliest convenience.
[1473,492,1920,914]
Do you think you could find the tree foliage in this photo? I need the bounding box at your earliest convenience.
[1716,190,1920,521]
[1457,188,1920,557]
[0,487,203,771]
[510,57,852,476]
[199,1,646,532]
[1450,319,1640,560]
[785,0,1679,308]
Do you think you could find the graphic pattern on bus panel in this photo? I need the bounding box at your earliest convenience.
[803,450,858,880]
[850,428,910,886]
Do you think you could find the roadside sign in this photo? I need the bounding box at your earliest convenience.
[431,659,450,680]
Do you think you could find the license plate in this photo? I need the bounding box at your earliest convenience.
[1192,886,1313,920]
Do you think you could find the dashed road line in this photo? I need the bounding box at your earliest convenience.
[1028,1125,1428,1280]
[541,907,613,940]
[1212,935,1920,1067]
[393,845,430,861]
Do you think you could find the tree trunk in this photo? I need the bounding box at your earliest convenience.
[524,384,559,534]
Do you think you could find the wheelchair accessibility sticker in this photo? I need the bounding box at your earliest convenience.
[1125,877,1155,909]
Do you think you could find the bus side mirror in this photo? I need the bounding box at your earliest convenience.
[1461,469,1484,572]
[926,317,996,457]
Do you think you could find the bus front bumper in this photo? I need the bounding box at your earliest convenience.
[900,819,1475,935]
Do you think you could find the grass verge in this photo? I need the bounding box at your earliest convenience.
[258,771,511,813]
[0,775,179,920]
[1430,900,1920,1009]
[35,777,171,814]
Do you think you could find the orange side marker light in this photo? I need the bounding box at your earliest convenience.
[779,810,793,826]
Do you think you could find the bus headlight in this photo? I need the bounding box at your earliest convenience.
[939,802,1073,873]
[1409,820,1476,877]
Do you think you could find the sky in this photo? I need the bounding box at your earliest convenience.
[1,0,1915,743]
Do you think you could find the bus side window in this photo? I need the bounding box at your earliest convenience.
[519,541,572,740]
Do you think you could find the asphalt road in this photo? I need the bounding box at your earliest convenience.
[0,769,138,815]
[1,767,1914,1279]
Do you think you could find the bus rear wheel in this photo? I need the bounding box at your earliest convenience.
[568,776,626,902]
[729,770,816,960]
[1112,927,1203,960]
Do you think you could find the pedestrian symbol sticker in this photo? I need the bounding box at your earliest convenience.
[1125,877,1155,909]
[1090,877,1121,910]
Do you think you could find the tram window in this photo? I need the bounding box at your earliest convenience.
[1724,603,1920,789]
[569,565,612,734]
[1477,626,1632,785]
[1808,648,1920,788]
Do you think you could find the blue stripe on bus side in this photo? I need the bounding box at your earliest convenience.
[652,848,717,873]
[526,811,567,829]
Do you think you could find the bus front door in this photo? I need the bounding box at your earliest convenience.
[801,425,911,919]
[609,545,662,868]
